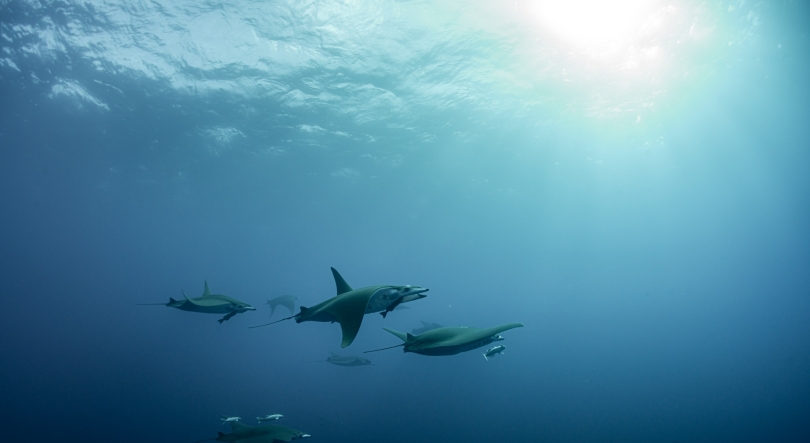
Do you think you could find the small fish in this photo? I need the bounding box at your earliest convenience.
[380,295,407,319]
[221,416,241,424]
[483,345,506,361]
[257,414,283,422]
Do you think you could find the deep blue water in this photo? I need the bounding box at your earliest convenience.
[1,1,809,442]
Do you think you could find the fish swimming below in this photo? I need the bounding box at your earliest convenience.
[483,345,506,361]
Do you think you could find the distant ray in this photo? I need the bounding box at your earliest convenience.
[310,351,374,367]
[410,320,443,335]
[267,295,299,318]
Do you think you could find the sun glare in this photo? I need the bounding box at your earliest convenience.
[526,0,666,59]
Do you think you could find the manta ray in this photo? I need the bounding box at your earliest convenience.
[366,323,524,356]
[138,281,255,323]
[198,421,310,442]
[251,267,428,347]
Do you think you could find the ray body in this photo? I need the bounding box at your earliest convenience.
[267,295,299,318]
[324,351,373,366]
[252,268,428,348]
[483,345,506,361]
[374,323,524,356]
[142,281,255,323]
[216,421,310,442]
[411,321,443,335]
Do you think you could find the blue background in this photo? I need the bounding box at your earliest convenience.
[1,1,808,442]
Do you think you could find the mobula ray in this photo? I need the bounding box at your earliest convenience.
[138,281,255,323]
[251,267,428,347]
[366,323,524,356]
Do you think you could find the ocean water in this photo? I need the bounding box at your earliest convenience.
[0,1,808,442]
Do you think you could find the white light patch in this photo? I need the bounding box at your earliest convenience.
[527,0,664,58]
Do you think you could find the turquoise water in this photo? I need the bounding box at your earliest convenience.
[1,1,808,442]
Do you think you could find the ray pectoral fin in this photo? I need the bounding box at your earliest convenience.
[229,422,249,432]
[331,293,372,348]
[181,289,204,306]
[267,430,299,442]
[203,281,213,297]
[493,322,525,334]
[281,300,296,315]
[382,327,408,342]
[337,313,365,348]
[331,267,353,295]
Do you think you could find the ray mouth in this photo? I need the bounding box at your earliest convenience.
[400,291,428,303]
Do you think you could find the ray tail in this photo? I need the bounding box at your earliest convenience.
[363,343,405,353]
[249,314,296,329]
